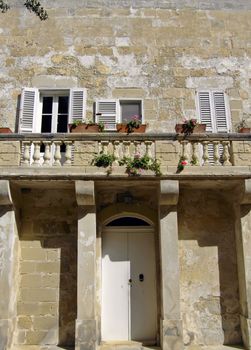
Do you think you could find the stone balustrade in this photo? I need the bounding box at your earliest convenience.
[0,133,250,170]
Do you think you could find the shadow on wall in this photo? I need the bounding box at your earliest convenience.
[17,187,78,348]
[178,189,242,347]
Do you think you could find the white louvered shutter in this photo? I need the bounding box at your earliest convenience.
[19,88,39,133]
[69,88,86,122]
[198,91,213,132]
[213,91,229,133]
[96,100,118,131]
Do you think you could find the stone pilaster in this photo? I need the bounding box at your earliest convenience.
[0,180,18,350]
[235,179,251,349]
[75,181,97,350]
[159,180,183,350]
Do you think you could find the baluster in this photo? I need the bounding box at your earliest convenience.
[113,140,120,165]
[22,141,31,166]
[101,141,109,154]
[202,141,210,166]
[32,141,41,166]
[64,141,72,166]
[43,141,52,166]
[123,141,131,158]
[180,140,189,162]
[191,142,199,166]
[53,141,62,166]
[222,141,231,166]
[145,141,153,158]
[213,141,220,166]
[134,141,141,157]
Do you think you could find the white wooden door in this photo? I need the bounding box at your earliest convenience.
[101,228,157,343]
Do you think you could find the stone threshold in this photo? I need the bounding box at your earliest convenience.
[99,341,159,350]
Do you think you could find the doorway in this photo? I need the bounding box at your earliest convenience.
[101,218,157,345]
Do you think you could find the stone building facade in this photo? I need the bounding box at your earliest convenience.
[1,1,251,350]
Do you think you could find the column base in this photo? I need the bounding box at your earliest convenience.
[75,319,97,350]
[240,315,251,349]
[161,319,184,350]
[0,318,14,349]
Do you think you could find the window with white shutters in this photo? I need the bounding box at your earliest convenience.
[197,90,231,133]
[19,88,39,133]
[197,90,231,164]
[19,87,86,133]
[95,99,143,131]
[96,100,118,131]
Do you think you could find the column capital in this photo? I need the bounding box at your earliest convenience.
[160,180,179,206]
[0,180,12,206]
[241,179,251,204]
[75,181,95,206]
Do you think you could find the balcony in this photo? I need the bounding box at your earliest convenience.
[0,132,250,180]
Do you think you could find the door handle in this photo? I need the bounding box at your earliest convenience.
[139,273,144,282]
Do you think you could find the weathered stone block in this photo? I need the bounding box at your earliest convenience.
[33,316,58,331]
[161,319,183,350]
[17,316,32,330]
[21,247,47,261]
[25,330,58,345]
[20,288,58,303]
[35,262,60,273]
[75,319,97,350]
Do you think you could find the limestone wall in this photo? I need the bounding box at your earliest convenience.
[15,186,77,346]
[0,4,251,132]
[178,189,241,346]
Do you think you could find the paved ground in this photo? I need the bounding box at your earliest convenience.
[11,345,244,350]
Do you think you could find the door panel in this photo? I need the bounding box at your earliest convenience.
[101,228,157,343]
[102,231,129,340]
[129,232,157,342]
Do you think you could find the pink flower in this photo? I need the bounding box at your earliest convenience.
[181,160,188,165]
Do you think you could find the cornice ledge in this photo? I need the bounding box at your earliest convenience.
[160,180,179,206]
[75,180,95,206]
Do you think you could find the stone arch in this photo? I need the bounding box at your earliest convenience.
[99,203,157,228]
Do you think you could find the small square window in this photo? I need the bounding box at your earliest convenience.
[120,101,142,123]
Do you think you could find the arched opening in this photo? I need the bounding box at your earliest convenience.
[106,216,150,226]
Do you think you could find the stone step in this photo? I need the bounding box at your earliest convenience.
[98,341,160,350]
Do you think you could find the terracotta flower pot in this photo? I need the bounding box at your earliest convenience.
[69,123,100,133]
[238,127,251,133]
[175,123,206,134]
[0,127,12,133]
[116,124,147,133]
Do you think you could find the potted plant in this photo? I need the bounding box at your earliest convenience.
[118,154,161,176]
[175,119,206,134]
[116,115,147,134]
[69,119,104,133]
[0,127,12,133]
[92,151,116,175]
[235,119,251,133]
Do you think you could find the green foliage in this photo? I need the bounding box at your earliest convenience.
[92,152,116,168]
[0,0,48,20]
[125,115,141,133]
[119,154,161,176]
[0,0,9,13]
[176,156,188,173]
[182,118,197,134]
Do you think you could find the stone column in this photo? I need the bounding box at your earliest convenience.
[235,179,251,349]
[0,180,18,349]
[159,180,183,350]
[75,181,97,350]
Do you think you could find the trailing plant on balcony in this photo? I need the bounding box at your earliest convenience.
[116,115,146,134]
[119,154,161,176]
[92,151,116,168]
[175,119,206,135]
[176,156,188,173]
